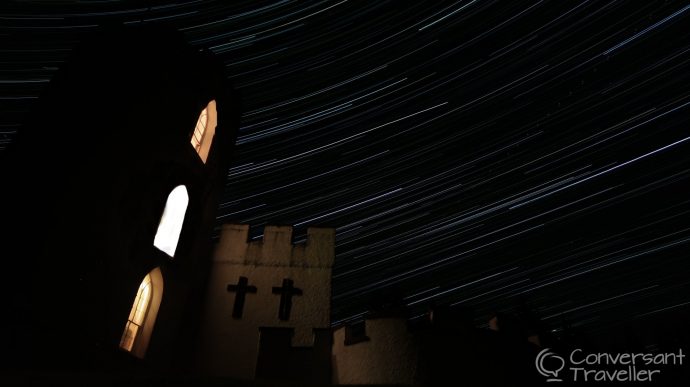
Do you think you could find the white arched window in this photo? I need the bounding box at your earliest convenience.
[190,100,217,163]
[120,267,164,358]
[153,185,188,257]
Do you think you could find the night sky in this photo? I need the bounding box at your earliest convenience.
[2,1,690,335]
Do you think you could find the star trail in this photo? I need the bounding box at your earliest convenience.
[2,0,690,337]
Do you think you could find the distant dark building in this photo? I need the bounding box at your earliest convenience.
[0,25,239,372]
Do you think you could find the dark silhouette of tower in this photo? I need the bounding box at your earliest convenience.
[0,25,240,374]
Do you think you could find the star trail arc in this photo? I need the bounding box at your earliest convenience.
[1,0,689,332]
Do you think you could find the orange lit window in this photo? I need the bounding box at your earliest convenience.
[153,185,188,257]
[120,273,152,352]
[119,268,164,359]
[190,100,217,163]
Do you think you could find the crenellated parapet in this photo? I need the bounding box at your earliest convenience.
[199,223,335,380]
[213,224,335,268]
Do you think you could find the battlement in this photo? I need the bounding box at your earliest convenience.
[201,223,334,379]
[213,223,335,268]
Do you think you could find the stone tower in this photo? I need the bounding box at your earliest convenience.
[197,223,335,381]
[0,25,239,372]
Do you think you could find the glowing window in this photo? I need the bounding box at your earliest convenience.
[153,185,188,257]
[120,273,152,352]
[120,268,164,358]
[190,100,217,163]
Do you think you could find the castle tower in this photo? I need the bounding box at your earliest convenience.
[0,25,239,372]
[198,223,335,380]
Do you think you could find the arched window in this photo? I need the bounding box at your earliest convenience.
[120,267,164,358]
[190,100,217,163]
[153,185,188,257]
